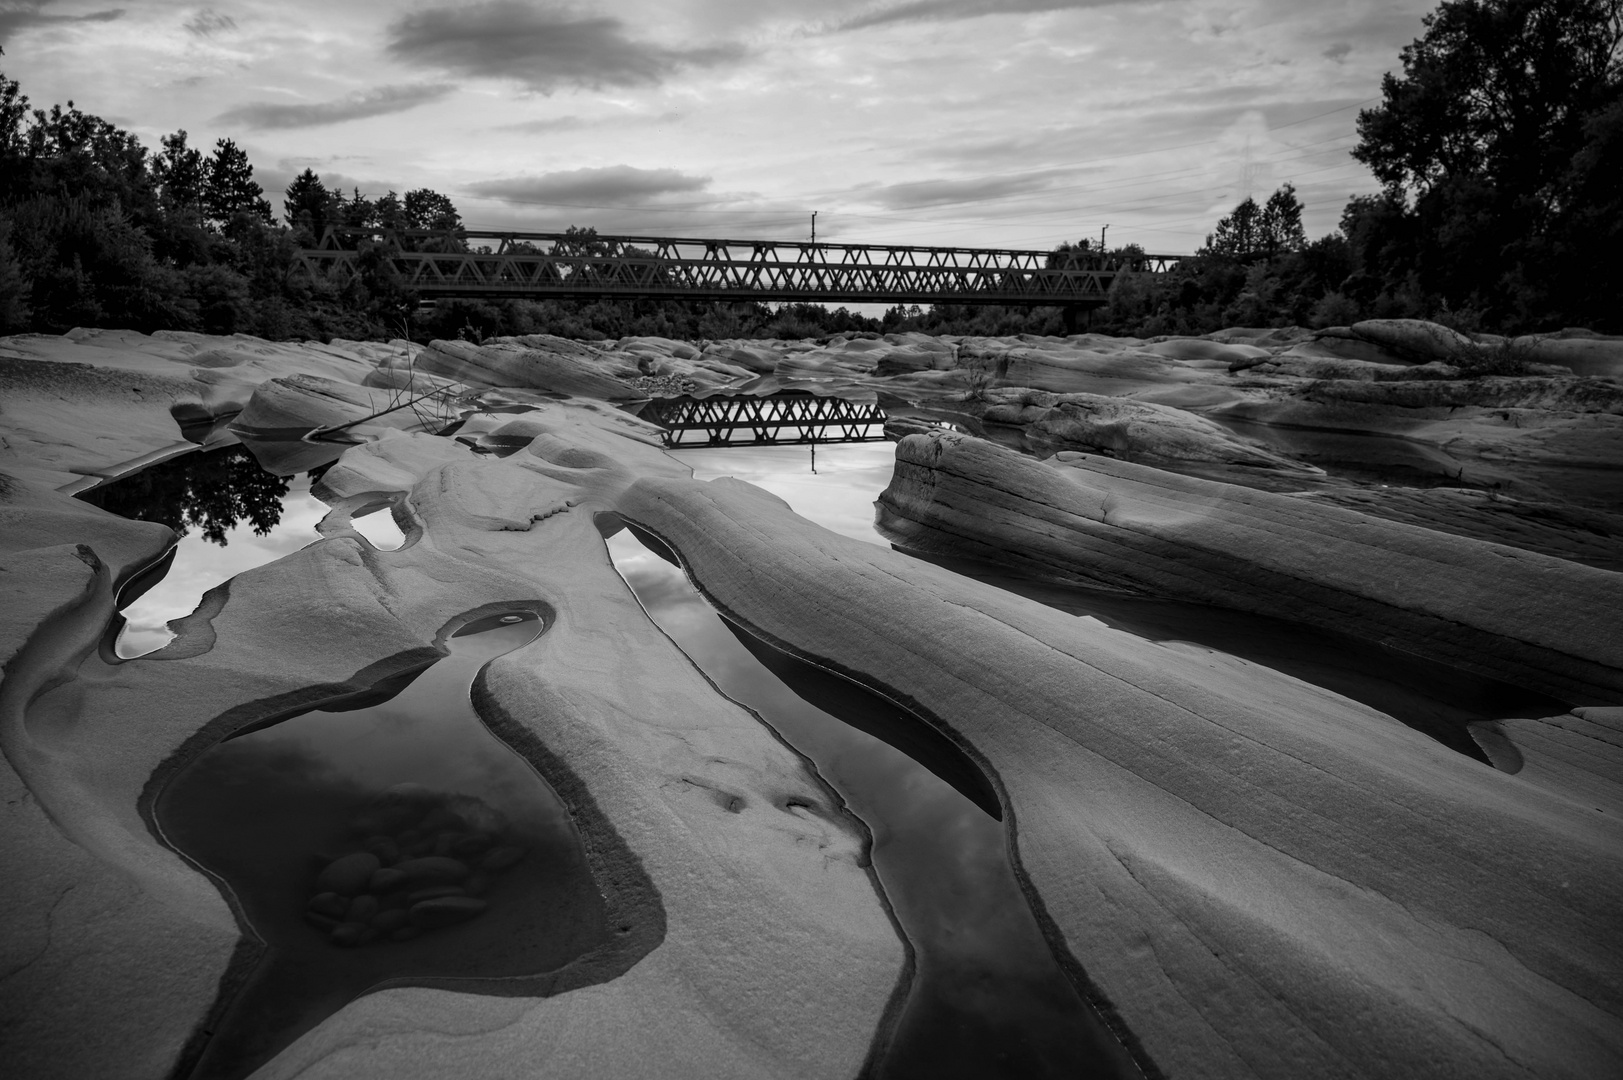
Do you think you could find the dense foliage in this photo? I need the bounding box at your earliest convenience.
[1,0,1617,343]
[1095,0,1623,337]
[0,58,467,341]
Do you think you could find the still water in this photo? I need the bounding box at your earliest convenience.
[80,446,407,657]
[673,442,897,546]
[80,447,327,658]
[604,525,1138,1080]
[156,610,608,1080]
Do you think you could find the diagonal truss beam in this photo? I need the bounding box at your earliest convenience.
[294,228,1183,308]
[639,393,890,447]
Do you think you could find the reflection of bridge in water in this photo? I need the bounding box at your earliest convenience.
[639,393,888,448]
[295,228,1183,328]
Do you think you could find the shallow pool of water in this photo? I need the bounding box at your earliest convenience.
[350,504,408,550]
[672,442,896,546]
[604,525,1137,1080]
[157,610,609,1080]
[78,447,328,658]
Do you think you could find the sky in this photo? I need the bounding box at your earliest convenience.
[1,0,1436,253]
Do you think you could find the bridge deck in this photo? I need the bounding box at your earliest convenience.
[294,228,1181,308]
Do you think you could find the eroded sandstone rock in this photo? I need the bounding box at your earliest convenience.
[623,465,1623,1080]
[4,323,1621,1080]
[958,387,1322,480]
[874,430,1623,704]
[417,338,643,399]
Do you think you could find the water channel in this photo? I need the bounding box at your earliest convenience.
[601,520,1136,1078]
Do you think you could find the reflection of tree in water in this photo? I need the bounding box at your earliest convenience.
[79,446,289,545]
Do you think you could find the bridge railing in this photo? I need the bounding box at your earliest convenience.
[293,228,1183,307]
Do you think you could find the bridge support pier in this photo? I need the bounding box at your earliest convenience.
[1061,306,1085,335]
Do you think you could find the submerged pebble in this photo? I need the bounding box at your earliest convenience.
[481,846,525,872]
[307,892,347,919]
[317,852,380,896]
[372,909,410,933]
[330,923,365,947]
[408,885,467,903]
[369,867,406,892]
[303,787,526,948]
[411,896,488,928]
[395,856,469,883]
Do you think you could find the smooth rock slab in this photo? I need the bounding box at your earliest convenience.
[874,430,1623,704]
[623,468,1623,1080]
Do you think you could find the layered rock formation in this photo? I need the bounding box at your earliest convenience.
[875,431,1622,704]
[626,466,1623,1080]
[2,321,1620,1080]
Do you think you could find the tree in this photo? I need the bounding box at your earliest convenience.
[1258,183,1306,255]
[338,187,375,231]
[1201,195,1261,258]
[1046,238,1094,269]
[0,72,29,216]
[202,138,270,231]
[283,167,333,238]
[1354,0,1622,202]
[1350,0,1623,328]
[373,190,405,232]
[152,130,205,219]
[0,216,30,332]
[1535,96,1623,329]
[403,188,460,231]
[1200,185,1306,259]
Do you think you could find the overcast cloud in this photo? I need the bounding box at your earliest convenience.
[836,0,1145,32]
[386,1,745,92]
[0,0,121,45]
[215,84,455,131]
[468,165,713,207]
[0,0,1436,250]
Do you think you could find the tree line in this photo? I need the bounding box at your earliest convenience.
[0,62,883,344]
[1093,0,1622,337]
[1,0,1618,343]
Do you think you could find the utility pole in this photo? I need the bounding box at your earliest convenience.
[1100,224,1109,252]
[811,211,817,244]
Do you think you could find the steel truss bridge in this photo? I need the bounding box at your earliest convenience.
[638,393,889,448]
[294,228,1182,314]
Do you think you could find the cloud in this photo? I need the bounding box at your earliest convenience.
[1321,41,1351,62]
[495,110,682,134]
[0,1,122,45]
[466,165,711,207]
[860,170,1066,210]
[213,84,455,130]
[184,9,235,37]
[835,0,1138,32]
[385,1,744,92]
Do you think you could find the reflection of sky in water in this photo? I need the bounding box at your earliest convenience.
[671,443,896,546]
[606,533,1127,1079]
[118,476,326,658]
[350,505,406,551]
[241,624,546,822]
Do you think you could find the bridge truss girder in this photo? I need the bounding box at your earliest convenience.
[295,228,1182,309]
[638,393,889,447]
